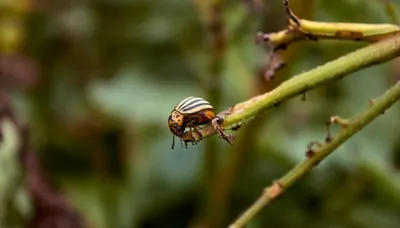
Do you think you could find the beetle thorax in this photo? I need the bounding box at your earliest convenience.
[170,110,184,127]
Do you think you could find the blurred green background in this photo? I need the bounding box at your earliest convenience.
[1,0,400,227]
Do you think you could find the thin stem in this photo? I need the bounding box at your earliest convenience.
[259,0,400,49]
[230,81,400,228]
[230,194,271,228]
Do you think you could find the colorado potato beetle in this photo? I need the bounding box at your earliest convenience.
[168,96,216,149]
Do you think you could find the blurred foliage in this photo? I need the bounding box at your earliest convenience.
[0,0,400,228]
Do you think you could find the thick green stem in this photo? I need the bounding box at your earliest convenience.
[230,81,400,228]
[225,35,400,125]
[181,33,400,143]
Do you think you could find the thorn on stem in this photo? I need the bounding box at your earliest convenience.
[255,32,270,45]
[369,99,375,107]
[265,181,283,199]
[231,124,241,131]
[330,116,350,128]
[325,116,350,142]
[265,52,286,81]
[301,92,307,101]
[272,101,282,107]
[306,141,322,158]
[325,121,333,143]
[212,116,236,144]
[284,0,301,26]
[369,99,386,114]
[283,0,319,44]
[306,149,315,158]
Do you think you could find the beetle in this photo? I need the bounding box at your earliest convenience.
[168,96,216,149]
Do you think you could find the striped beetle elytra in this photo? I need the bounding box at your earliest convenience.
[168,96,216,149]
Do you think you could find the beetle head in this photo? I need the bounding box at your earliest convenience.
[168,110,184,137]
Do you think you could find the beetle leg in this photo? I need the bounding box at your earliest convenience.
[182,139,189,149]
[171,135,175,149]
[179,137,188,149]
[187,122,198,142]
[192,125,203,140]
[212,116,236,144]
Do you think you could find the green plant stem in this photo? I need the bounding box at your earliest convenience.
[229,81,400,228]
[182,33,400,143]
[225,36,400,125]
[258,0,400,49]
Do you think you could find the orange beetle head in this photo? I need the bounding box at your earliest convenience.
[168,110,185,137]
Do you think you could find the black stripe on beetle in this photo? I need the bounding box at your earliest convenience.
[179,97,204,108]
[181,102,212,113]
[176,96,195,110]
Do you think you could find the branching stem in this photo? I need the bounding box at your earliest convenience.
[182,33,400,143]
[229,81,400,228]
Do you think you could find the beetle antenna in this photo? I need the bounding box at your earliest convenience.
[171,135,175,149]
